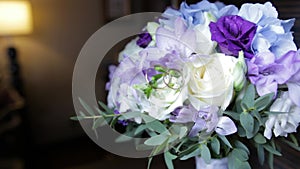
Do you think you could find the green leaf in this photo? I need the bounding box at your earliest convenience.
[200,144,211,164]
[290,134,299,146]
[98,101,114,114]
[146,120,169,134]
[218,135,232,148]
[178,143,199,158]
[179,126,188,139]
[228,150,251,169]
[92,118,105,130]
[144,134,169,146]
[79,97,95,116]
[147,157,153,169]
[231,148,249,161]
[134,125,147,135]
[141,114,156,123]
[164,152,177,169]
[234,140,250,155]
[251,110,264,126]
[115,134,133,143]
[70,116,86,121]
[237,126,246,137]
[263,145,282,156]
[223,111,240,121]
[268,153,274,169]
[241,84,255,110]
[240,112,254,138]
[180,148,200,160]
[254,133,267,144]
[254,93,274,111]
[282,139,300,151]
[257,144,265,165]
[119,111,141,120]
[211,137,220,155]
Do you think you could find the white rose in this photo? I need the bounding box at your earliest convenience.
[188,53,237,110]
[264,92,300,139]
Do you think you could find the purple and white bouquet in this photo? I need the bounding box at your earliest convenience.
[74,1,300,169]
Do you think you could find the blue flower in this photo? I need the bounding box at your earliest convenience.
[238,2,297,57]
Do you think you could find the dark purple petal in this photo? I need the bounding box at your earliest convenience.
[210,15,257,58]
[137,32,152,48]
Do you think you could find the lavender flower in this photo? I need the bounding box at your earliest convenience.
[247,52,292,97]
[209,15,257,58]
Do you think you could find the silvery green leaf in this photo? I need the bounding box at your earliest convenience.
[92,117,106,130]
[238,126,246,137]
[240,112,254,137]
[290,134,299,146]
[134,125,147,135]
[141,114,156,123]
[254,93,274,111]
[180,148,200,160]
[223,111,240,120]
[254,133,267,144]
[145,134,169,146]
[282,139,300,151]
[115,134,133,143]
[263,145,282,156]
[200,144,211,164]
[211,137,220,155]
[70,116,85,121]
[251,110,263,126]
[164,152,177,169]
[232,148,249,161]
[218,135,232,148]
[241,84,255,110]
[119,111,141,120]
[98,101,114,114]
[268,153,274,169]
[179,126,188,139]
[257,144,265,165]
[79,97,94,116]
[146,120,169,134]
[234,140,249,155]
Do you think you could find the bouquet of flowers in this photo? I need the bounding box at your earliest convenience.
[73,1,300,169]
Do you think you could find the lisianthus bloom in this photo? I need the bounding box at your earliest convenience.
[209,15,257,58]
[247,52,292,97]
[238,2,297,57]
[187,53,237,110]
[170,105,237,137]
[264,92,300,139]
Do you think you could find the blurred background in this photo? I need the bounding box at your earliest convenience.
[0,0,299,169]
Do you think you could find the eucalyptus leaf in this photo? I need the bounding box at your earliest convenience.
[290,134,299,146]
[119,111,141,120]
[263,145,282,156]
[179,126,188,139]
[241,84,255,110]
[211,137,220,155]
[141,114,156,123]
[282,139,300,151]
[164,152,177,169]
[268,153,274,169]
[200,144,211,164]
[254,133,267,144]
[146,120,169,134]
[254,93,274,111]
[180,148,200,160]
[257,144,265,165]
[218,135,232,148]
[79,97,94,116]
[70,116,86,121]
[134,125,147,135]
[234,140,249,155]
[223,111,240,121]
[232,148,249,161]
[98,101,114,114]
[251,110,264,126]
[240,112,254,138]
[93,117,106,129]
[145,134,169,146]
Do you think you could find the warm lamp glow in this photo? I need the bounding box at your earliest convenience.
[0,1,33,35]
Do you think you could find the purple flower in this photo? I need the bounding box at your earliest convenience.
[247,52,293,97]
[137,32,152,48]
[170,105,237,137]
[209,15,257,58]
[277,50,300,106]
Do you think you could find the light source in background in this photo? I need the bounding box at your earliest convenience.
[0,1,33,96]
